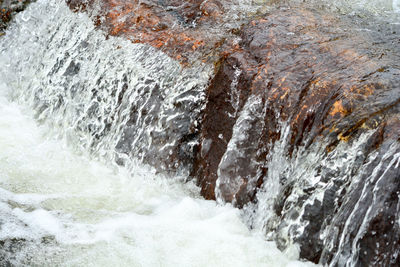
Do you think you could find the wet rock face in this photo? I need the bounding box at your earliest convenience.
[66,0,95,11]
[70,0,227,64]
[67,1,400,265]
[0,0,34,34]
[194,7,400,202]
[192,54,255,200]
[192,8,400,265]
[188,6,400,266]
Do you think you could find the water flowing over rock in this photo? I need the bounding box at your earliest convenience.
[191,8,400,265]
[1,1,315,266]
[74,1,400,265]
[0,0,35,34]
[3,0,399,265]
[66,0,250,65]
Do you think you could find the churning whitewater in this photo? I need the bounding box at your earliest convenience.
[0,93,311,266]
[0,0,314,266]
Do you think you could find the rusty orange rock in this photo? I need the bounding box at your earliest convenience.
[193,8,400,205]
[68,0,226,64]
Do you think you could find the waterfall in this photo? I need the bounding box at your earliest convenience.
[1,0,399,266]
[1,0,211,176]
[0,0,317,266]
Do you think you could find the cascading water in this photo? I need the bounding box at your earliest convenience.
[1,0,214,175]
[290,0,400,15]
[187,0,400,264]
[1,0,400,266]
[0,0,317,266]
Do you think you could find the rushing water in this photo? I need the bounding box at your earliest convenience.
[0,0,318,266]
[0,93,314,266]
[289,0,400,14]
[1,0,399,265]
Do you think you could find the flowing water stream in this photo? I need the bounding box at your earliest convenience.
[0,92,312,266]
[1,0,399,266]
[0,0,316,266]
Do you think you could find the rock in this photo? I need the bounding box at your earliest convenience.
[320,135,400,266]
[0,0,34,34]
[194,7,400,202]
[192,7,400,265]
[67,0,228,65]
[68,1,400,265]
[65,0,94,11]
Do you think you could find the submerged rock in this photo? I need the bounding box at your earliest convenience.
[68,1,400,265]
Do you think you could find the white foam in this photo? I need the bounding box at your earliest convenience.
[0,2,317,265]
[1,0,396,265]
[394,0,400,12]
[0,92,316,266]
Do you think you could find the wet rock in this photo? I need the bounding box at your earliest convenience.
[0,0,35,34]
[191,54,255,200]
[0,236,58,266]
[192,7,400,265]
[194,7,399,200]
[65,0,94,12]
[67,1,400,265]
[67,0,228,64]
[319,132,400,266]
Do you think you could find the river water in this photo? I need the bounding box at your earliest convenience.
[0,0,316,266]
[0,92,313,266]
[1,0,398,266]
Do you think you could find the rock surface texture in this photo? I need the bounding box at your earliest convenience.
[66,0,240,65]
[65,0,400,265]
[0,0,34,34]
[192,9,400,265]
